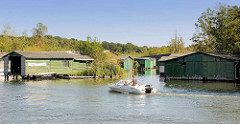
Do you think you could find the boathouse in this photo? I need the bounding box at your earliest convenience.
[135,57,155,70]
[158,52,240,81]
[118,55,134,70]
[3,51,94,78]
[143,54,171,66]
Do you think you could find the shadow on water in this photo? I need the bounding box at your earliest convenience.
[4,80,26,85]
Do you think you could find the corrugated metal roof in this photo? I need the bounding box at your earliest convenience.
[144,53,171,59]
[158,52,195,62]
[205,52,240,61]
[158,52,240,61]
[3,51,94,60]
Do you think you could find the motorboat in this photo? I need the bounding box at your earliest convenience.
[109,80,157,94]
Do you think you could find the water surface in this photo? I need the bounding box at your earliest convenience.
[1,70,240,124]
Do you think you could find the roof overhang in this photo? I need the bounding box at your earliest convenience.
[75,59,94,61]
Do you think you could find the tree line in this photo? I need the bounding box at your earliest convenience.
[0,23,188,56]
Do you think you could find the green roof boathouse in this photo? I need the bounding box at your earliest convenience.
[159,52,240,82]
[3,51,94,80]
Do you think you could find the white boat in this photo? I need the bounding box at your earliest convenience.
[109,80,157,94]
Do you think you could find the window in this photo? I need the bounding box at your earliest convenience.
[62,60,69,67]
[140,60,145,64]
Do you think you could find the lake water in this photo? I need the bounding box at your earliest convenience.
[1,70,240,124]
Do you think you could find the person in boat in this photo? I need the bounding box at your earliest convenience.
[129,75,138,86]
[124,80,129,86]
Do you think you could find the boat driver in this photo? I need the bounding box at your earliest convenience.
[129,75,138,86]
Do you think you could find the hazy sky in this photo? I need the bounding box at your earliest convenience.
[0,0,239,47]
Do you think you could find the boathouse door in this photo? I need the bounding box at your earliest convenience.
[10,56,21,75]
[9,56,26,76]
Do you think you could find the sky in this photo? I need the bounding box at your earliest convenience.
[0,0,239,47]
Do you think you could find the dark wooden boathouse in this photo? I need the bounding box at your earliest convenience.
[158,52,240,81]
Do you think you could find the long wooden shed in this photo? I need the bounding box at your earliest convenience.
[3,51,94,78]
[159,52,240,81]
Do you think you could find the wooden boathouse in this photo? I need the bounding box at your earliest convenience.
[158,52,240,81]
[135,57,155,71]
[3,51,94,80]
[143,54,171,67]
[118,55,134,70]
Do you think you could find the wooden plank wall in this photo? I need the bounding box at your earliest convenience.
[4,56,9,76]
[21,56,25,76]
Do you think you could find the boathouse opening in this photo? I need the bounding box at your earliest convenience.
[3,51,26,80]
[10,56,21,75]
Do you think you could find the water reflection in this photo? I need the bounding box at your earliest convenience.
[164,80,240,96]
[126,94,146,107]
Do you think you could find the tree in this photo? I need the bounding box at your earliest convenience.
[192,4,240,54]
[0,24,15,52]
[32,22,48,37]
[168,33,185,53]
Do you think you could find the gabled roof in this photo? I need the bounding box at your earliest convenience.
[158,52,195,62]
[118,55,133,60]
[3,51,94,60]
[158,52,240,62]
[204,52,240,61]
[144,53,171,59]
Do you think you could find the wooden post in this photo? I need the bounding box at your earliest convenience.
[119,58,121,77]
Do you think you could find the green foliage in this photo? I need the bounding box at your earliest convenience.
[75,36,122,76]
[77,62,123,76]
[102,41,145,54]
[76,68,95,76]
[168,33,185,53]
[133,61,139,69]
[192,4,240,54]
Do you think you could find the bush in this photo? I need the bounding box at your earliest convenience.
[134,61,139,69]
[76,68,95,76]
[76,62,124,76]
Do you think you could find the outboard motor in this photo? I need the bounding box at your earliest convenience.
[145,85,153,93]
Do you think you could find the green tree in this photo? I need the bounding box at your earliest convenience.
[192,4,240,54]
[0,24,13,52]
[168,33,185,53]
[32,22,48,37]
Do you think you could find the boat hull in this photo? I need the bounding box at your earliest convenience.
[109,83,157,94]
